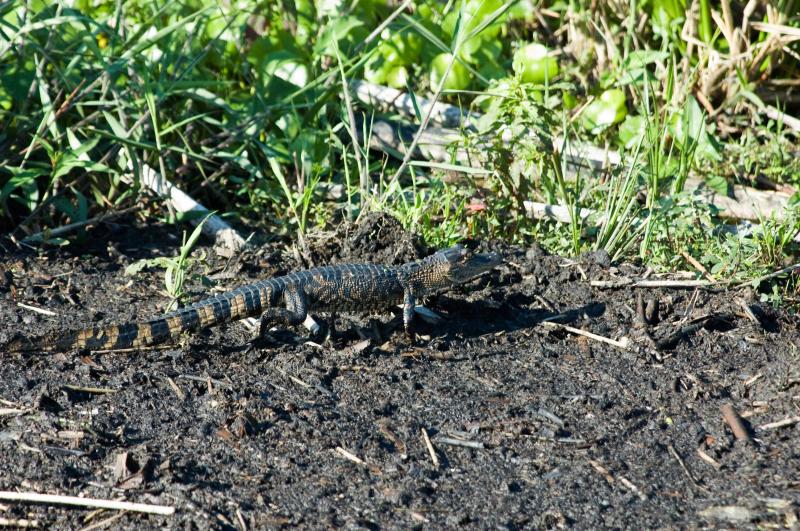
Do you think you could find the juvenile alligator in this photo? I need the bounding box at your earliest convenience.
[6,245,501,352]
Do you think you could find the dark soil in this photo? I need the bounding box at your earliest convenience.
[1,214,799,530]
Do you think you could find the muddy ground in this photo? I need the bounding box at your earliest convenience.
[0,213,799,530]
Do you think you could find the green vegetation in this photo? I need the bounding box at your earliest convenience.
[1,1,799,301]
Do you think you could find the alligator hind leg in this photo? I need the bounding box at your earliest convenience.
[256,284,308,340]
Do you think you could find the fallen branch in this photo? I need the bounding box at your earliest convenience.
[136,163,245,254]
[0,491,175,516]
[354,81,795,224]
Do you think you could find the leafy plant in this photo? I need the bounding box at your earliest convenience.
[124,213,213,311]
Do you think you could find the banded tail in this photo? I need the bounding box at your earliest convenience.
[5,280,279,353]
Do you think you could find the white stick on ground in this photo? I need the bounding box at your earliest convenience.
[542,321,630,350]
[0,491,175,516]
[137,162,246,253]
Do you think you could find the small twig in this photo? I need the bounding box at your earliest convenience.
[757,416,800,431]
[681,251,715,281]
[433,436,484,450]
[736,299,760,325]
[166,377,185,401]
[590,279,714,289]
[667,444,700,487]
[0,491,174,516]
[536,408,565,428]
[618,476,647,501]
[62,384,116,394]
[235,509,247,531]
[743,373,763,387]
[542,321,629,350]
[334,446,366,466]
[353,0,413,54]
[654,317,711,351]
[588,460,646,500]
[746,262,800,287]
[334,447,381,475]
[421,428,439,468]
[587,459,614,484]
[696,448,722,470]
[721,404,752,441]
[16,303,57,317]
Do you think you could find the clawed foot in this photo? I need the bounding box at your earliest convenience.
[403,329,418,346]
[244,330,277,354]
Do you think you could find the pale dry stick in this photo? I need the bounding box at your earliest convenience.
[235,509,247,531]
[737,299,760,325]
[335,447,367,466]
[0,491,174,516]
[166,377,186,401]
[757,416,800,431]
[434,437,484,450]
[681,251,715,281]
[590,279,714,289]
[587,459,615,484]
[541,321,629,351]
[136,163,245,253]
[16,303,57,317]
[350,80,477,130]
[0,408,29,417]
[748,262,800,287]
[696,448,722,470]
[751,20,800,39]
[744,374,764,388]
[763,105,800,133]
[421,428,439,468]
[618,476,647,501]
[667,444,701,488]
[178,374,232,389]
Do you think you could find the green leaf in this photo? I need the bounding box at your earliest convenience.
[705,174,730,195]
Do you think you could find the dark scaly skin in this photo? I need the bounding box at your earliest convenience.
[6,245,502,353]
